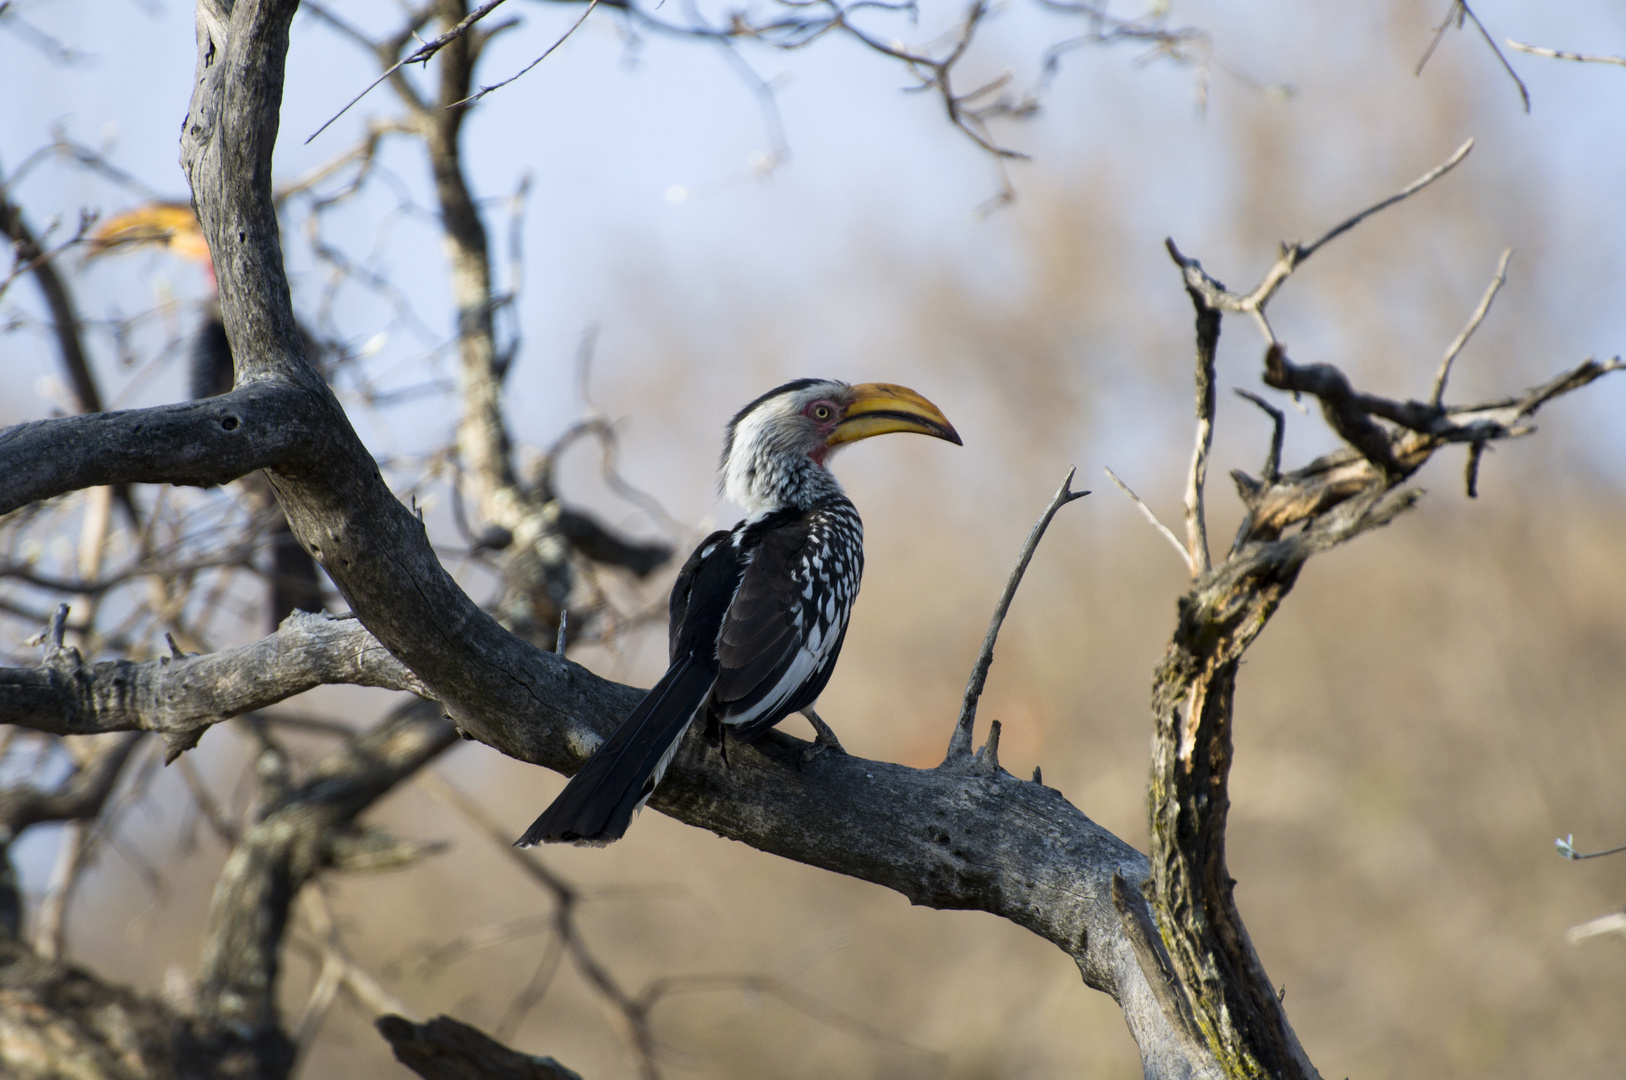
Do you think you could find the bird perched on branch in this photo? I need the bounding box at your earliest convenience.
[89,203,327,628]
[518,379,961,846]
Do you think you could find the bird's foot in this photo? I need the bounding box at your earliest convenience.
[800,708,845,764]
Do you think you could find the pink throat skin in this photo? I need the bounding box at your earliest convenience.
[808,443,830,467]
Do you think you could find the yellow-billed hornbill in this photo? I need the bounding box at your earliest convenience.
[517,379,960,846]
[89,204,326,628]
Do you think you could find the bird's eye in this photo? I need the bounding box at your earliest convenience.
[811,404,832,420]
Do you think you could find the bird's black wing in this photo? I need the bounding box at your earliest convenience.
[709,513,829,733]
[668,529,732,663]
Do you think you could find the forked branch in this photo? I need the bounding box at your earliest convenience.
[1144,145,1620,1079]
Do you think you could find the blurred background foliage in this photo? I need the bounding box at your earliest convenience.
[2,0,1624,1076]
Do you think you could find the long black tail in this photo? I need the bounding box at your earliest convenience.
[516,657,714,846]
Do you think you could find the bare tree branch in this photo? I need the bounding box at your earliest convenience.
[186,699,457,1075]
[306,0,513,142]
[1506,40,1626,67]
[1181,268,1220,575]
[1142,152,1620,1078]
[0,383,324,515]
[1431,246,1512,406]
[0,608,429,758]
[453,0,602,107]
[0,732,142,845]
[1416,1,1528,112]
[943,471,1092,757]
[378,1014,584,1080]
[1102,467,1190,570]
[945,469,1088,763]
[1165,139,1473,344]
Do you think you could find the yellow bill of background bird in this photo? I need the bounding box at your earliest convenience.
[86,202,211,265]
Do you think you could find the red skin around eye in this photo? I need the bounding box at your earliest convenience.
[804,400,842,466]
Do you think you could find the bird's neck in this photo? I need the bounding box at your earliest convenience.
[725,449,845,516]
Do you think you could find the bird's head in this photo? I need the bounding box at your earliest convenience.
[86,202,213,268]
[720,379,961,513]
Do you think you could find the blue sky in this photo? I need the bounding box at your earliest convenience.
[3,0,1623,510]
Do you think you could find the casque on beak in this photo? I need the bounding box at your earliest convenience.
[826,383,962,448]
[87,203,213,265]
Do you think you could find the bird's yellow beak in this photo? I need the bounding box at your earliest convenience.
[87,203,212,266]
[827,383,962,447]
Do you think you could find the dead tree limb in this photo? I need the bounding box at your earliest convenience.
[0,937,180,1080]
[0,7,1617,1080]
[1142,147,1621,1077]
[180,699,457,1078]
[377,1014,583,1080]
[0,608,428,758]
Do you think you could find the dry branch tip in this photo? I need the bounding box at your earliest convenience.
[1103,466,1189,571]
[943,468,1086,766]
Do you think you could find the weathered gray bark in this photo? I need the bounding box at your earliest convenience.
[0,383,319,517]
[187,700,457,1079]
[0,3,1618,1079]
[1144,218,1620,1075]
[0,176,141,528]
[377,1014,584,1080]
[0,938,180,1080]
[0,609,426,755]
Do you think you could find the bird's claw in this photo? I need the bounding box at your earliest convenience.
[800,708,845,765]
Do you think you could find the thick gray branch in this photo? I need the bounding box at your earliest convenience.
[171,3,1223,1074]
[0,733,142,847]
[0,383,321,516]
[189,700,457,1074]
[0,611,428,750]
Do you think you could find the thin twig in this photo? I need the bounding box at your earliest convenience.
[1432,247,1511,406]
[452,0,601,107]
[1234,391,1284,482]
[1414,0,1462,77]
[415,772,575,895]
[177,753,239,845]
[635,970,946,1063]
[1103,467,1189,569]
[1507,40,1626,68]
[1417,2,1528,112]
[1555,834,1626,861]
[1297,138,1474,262]
[943,469,1088,764]
[31,819,87,959]
[494,933,566,1041]
[1567,912,1626,943]
[307,0,513,143]
[1163,140,1474,345]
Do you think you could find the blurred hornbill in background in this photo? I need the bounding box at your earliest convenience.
[518,379,961,846]
[89,204,327,628]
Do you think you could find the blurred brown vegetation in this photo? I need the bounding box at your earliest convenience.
[6,0,1626,1077]
[58,490,1626,1080]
